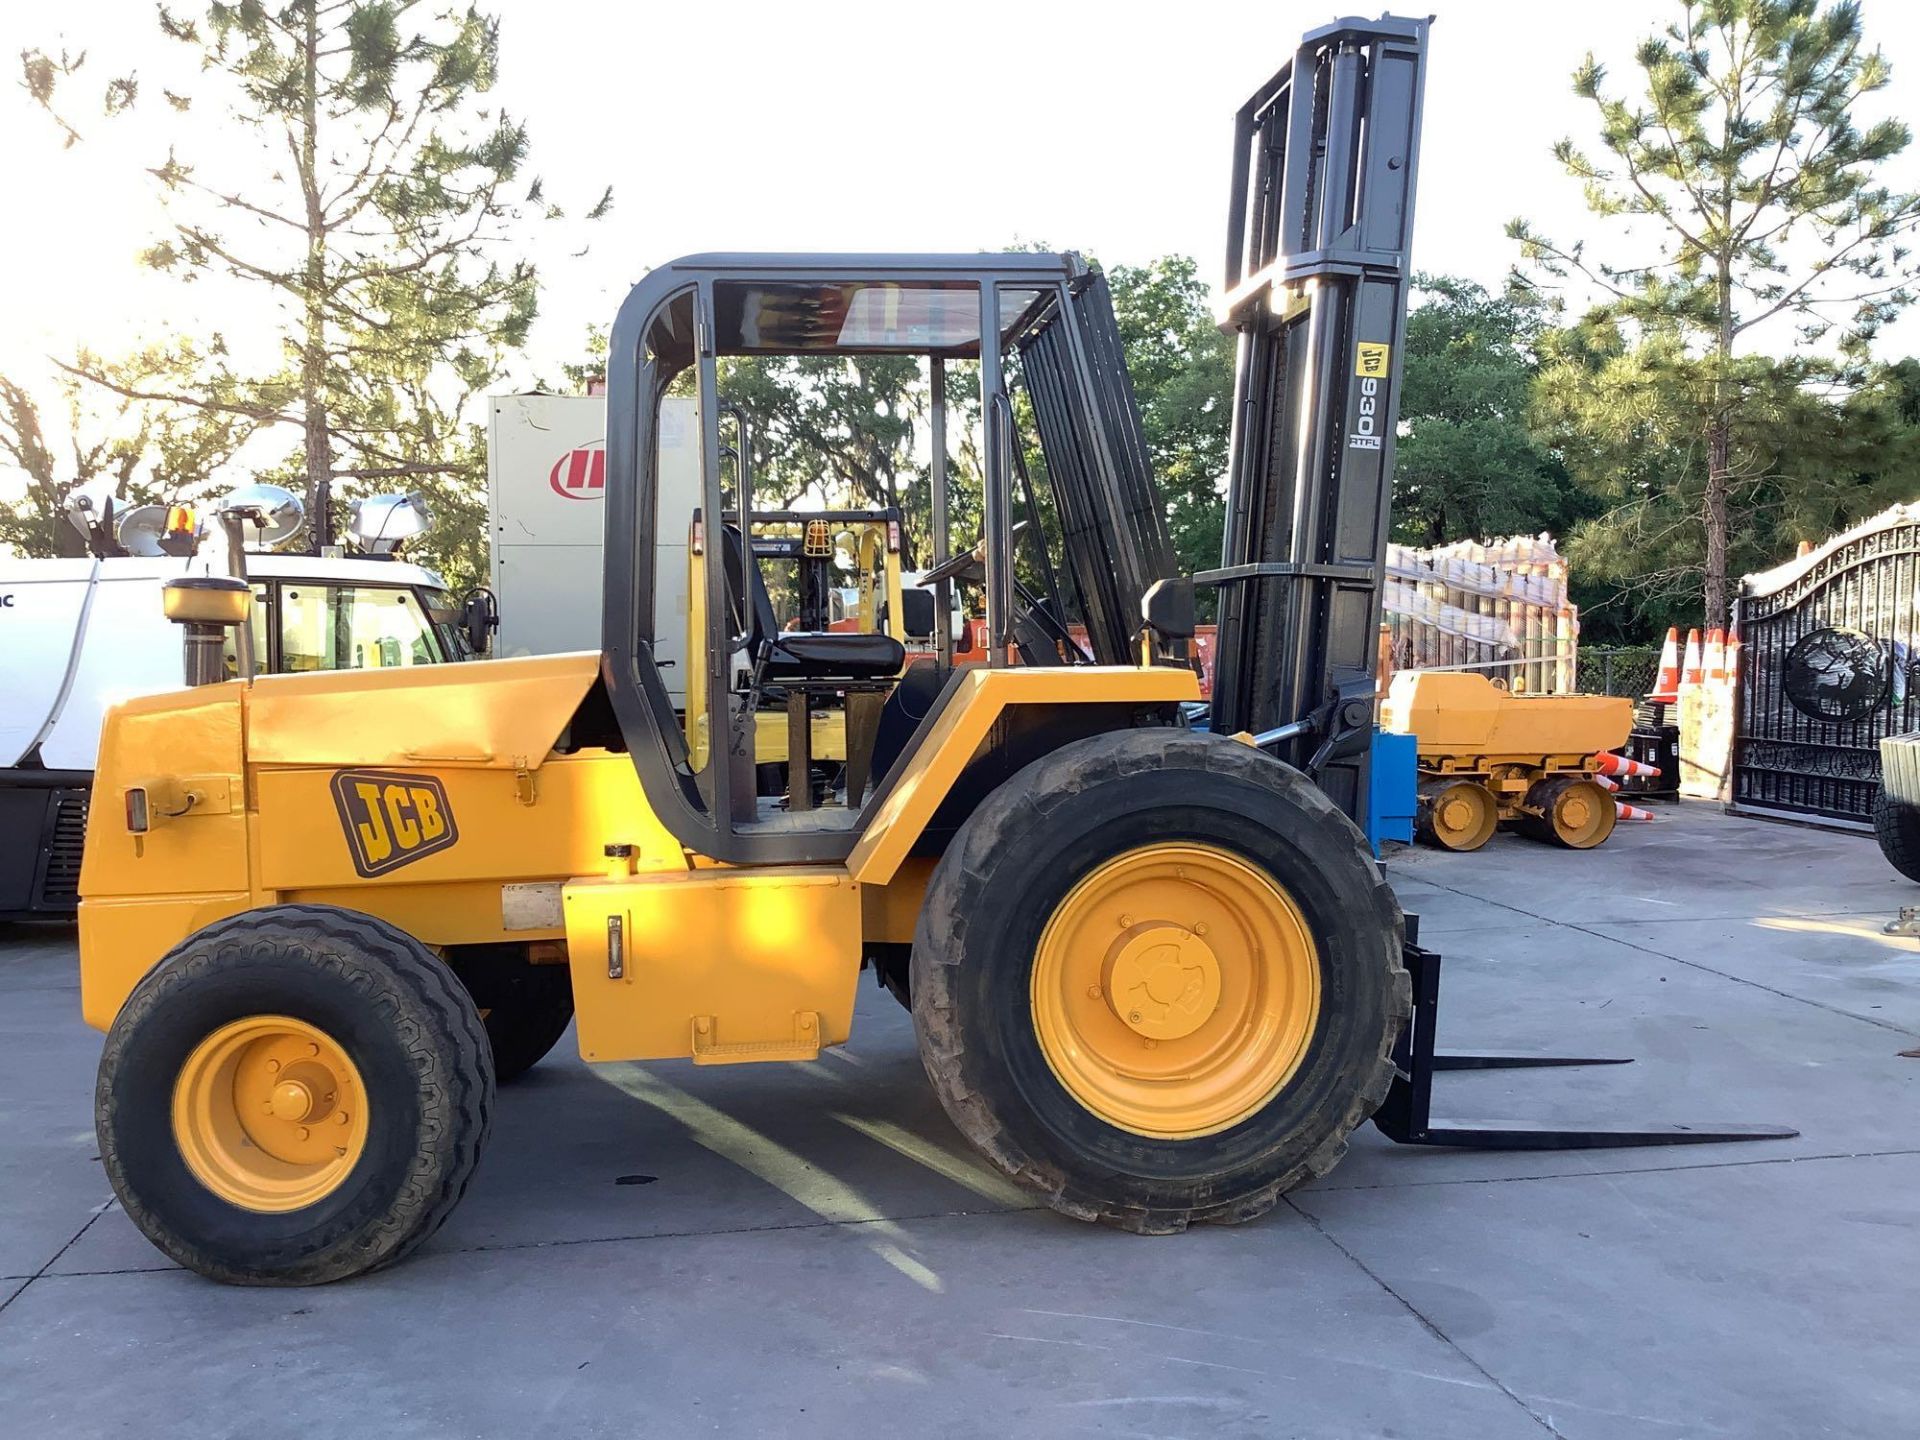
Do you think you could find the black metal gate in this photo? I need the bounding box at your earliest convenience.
[1732,505,1920,827]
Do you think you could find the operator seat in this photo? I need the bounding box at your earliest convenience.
[719,525,904,811]
[720,525,905,681]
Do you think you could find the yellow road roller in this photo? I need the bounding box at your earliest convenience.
[1380,671,1633,851]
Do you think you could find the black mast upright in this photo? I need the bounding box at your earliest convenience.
[1203,15,1429,825]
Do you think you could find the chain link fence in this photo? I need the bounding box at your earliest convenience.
[1576,646,1660,698]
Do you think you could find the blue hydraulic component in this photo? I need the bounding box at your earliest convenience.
[1367,729,1417,856]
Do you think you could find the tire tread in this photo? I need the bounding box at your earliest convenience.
[97,904,493,1285]
[911,728,1408,1236]
[1874,791,1920,883]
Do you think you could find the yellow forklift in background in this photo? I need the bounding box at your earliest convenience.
[75,17,1788,1286]
[684,505,922,807]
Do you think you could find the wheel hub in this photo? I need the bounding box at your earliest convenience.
[268,1079,315,1122]
[172,1016,368,1213]
[1103,925,1221,1041]
[1029,843,1322,1139]
[265,1059,334,1123]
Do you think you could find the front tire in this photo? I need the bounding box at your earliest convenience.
[1516,775,1616,849]
[96,904,494,1285]
[1874,789,1920,882]
[911,729,1408,1234]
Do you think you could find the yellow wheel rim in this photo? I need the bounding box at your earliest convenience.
[1427,781,1497,850]
[1552,780,1616,849]
[1029,843,1321,1140]
[171,1016,369,1213]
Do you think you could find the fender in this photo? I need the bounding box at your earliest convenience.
[847,665,1198,886]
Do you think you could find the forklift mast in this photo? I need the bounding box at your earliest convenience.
[1203,15,1429,825]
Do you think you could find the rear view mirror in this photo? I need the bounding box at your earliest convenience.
[461,588,498,656]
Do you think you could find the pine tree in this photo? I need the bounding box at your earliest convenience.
[22,2,606,588]
[1510,0,1920,623]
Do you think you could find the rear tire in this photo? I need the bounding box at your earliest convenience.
[96,904,493,1285]
[1874,789,1920,882]
[1516,775,1616,849]
[911,729,1407,1234]
[447,944,575,1082]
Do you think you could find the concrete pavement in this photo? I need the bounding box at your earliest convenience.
[2,802,1913,1438]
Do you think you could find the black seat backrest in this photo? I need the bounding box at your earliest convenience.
[894,588,936,640]
[718,523,779,656]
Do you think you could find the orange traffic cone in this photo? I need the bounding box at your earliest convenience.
[1592,771,1620,792]
[1704,627,1727,685]
[1723,623,1741,682]
[1649,627,1681,702]
[1616,800,1656,822]
[1593,751,1660,779]
[1679,628,1705,688]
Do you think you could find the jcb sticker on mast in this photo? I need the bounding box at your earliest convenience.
[1347,344,1390,450]
[329,769,459,878]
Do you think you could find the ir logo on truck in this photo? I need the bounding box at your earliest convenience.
[329,770,459,877]
[549,441,607,499]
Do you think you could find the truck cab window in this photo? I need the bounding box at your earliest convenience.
[421,587,474,659]
[280,585,441,671]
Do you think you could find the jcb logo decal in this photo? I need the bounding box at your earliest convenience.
[328,770,458,878]
[1348,341,1392,451]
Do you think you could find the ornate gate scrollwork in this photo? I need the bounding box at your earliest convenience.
[1734,505,1920,825]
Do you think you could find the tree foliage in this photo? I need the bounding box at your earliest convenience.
[1393,275,1589,546]
[1510,0,1920,622]
[0,349,250,556]
[21,1,601,589]
[1535,315,1920,637]
[721,356,927,556]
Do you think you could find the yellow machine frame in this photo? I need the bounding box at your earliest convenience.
[78,655,1198,1063]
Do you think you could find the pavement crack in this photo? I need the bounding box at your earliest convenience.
[0,1202,114,1318]
[1285,1195,1568,1438]
[1560,919,1920,1038]
[1413,877,1920,1039]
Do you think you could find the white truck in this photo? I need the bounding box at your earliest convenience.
[1,512,473,919]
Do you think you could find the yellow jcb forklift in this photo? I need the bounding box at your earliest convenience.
[76,17,1789,1285]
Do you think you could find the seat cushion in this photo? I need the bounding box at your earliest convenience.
[765,631,905,681]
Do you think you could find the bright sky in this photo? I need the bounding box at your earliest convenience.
[4,0,1920,503]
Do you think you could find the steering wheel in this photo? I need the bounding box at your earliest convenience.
[918,523,1085,664]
